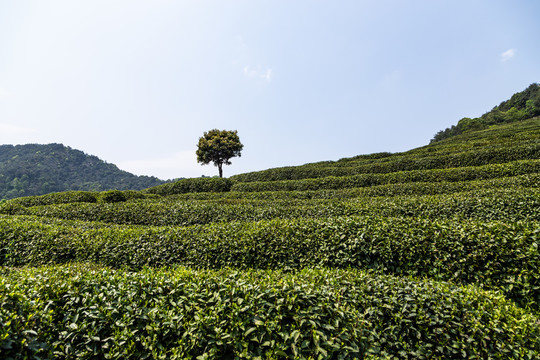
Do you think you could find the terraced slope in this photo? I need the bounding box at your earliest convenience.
[1,118,539,359]
[230,118,540,183]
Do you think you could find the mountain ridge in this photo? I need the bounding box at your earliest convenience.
[0,143,167,200]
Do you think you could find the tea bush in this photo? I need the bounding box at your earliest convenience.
[145,177,233,196]
[1,265,538,359]
[231,159,540,192]
[231,142,540,182]
[1,190,98,208]
[99,190,127,203]
[1,215,539,309]
[7,188,537,226]
[231,119,540,183]
[168,173,540,201]
[2,118,539,359]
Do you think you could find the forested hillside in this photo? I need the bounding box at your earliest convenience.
[431,82,540,142]
[1,117,539,358]
[0,143,166,199]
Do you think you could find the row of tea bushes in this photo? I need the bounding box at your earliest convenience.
[378,118,540,159]
[231,142,540,182]
[0,178,232,211]
[144,177,233,196]
[169,174,540,201]
[1,190,150,209]
[231,159,540,192]
[423,117,540,148]
[1,215,539,309]
[4,188,539,226]
[6,173,539,210]
[230,118,540,182]
[1,264,539,359]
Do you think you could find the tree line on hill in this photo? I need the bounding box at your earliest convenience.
[0,143,166,200]
[431,83,540,142]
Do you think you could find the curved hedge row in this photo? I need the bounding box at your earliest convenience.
[1,190,150,209]
[4,188,539,225]
[231,119,540,180]
[231,159,540,192]
[2,191,98,207]
[144,177,233,196]
[427,116,540,148]
[1,265,539,359]
[170,174,540,201]
[231,142,540,182]
[1,215,539,309]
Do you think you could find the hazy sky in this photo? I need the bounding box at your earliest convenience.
[1,1,539,179]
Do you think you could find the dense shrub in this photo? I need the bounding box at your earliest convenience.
[231,119,540,183]
[1,265,538,359]
[2,114,540,359]
[4,188,539,226]
[231,142,540,182]
[0,191,98,208]
[231,159,540,192]
[1,215,539,310]
[145,177,233,196]
[171,174,540,201]
[99,190,127,203]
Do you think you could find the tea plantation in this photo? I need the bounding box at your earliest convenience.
[1,118,539,359]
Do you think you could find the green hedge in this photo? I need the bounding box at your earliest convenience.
[1,216,539,310]
[0,190,152,212]
[231,159,540,192]
[230,119,540,182]
[1,265,538,359]
[145,177,233,196]
[231,142,540,182]
[170,174,540,201]
[4,188,539,226]
[403,117,540,158]
[1,191,98,208]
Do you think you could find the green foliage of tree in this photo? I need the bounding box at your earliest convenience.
[432,83,540,142]
[0,144,167,200]
[196,129,243,177]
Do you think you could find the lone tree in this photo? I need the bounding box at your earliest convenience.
[196,129,243,178]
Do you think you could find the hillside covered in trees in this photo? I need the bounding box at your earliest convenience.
[431,83,540,142]
[0,143,166,200]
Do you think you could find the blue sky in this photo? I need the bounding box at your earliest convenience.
[1,1,539,179]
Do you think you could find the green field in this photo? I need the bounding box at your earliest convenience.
[1,118,539,359]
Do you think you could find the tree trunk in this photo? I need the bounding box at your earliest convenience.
[218,163,223,178]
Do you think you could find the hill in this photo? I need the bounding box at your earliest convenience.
[1,116,539,358]
[0,143,167,200]
[431,82,540,142]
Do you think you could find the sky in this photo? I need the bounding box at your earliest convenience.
[1,0,540,180]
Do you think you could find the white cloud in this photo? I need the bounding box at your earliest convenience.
[243,66,257,78]
[261,68,272,82]
[243,66,272,82]
[501,48,516,62]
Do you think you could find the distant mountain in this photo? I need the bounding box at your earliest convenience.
[0,143,167,199]
[431,83,540,142]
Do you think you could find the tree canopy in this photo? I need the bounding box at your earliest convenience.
[431,83,540,142]
[196,129,243,178]
[0,143,166,200]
